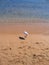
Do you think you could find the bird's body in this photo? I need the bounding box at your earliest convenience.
[24,31,29,38]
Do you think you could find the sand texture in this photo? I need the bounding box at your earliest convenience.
[0,18,49,65]
[0,34,49,65]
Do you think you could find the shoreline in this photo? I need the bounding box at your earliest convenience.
[0,23,49,34]
[0,18,49,34]
[0,17,49,23]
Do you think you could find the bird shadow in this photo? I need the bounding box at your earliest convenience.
[19,37,25,40]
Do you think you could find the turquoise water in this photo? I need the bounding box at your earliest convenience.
[0,0,49,19]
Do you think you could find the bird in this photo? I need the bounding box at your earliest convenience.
[24,31,29,38]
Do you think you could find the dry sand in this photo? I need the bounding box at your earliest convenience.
[0,34,49,65]
[0,19,49,65]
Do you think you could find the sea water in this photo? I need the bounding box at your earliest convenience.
[0,0,49,22]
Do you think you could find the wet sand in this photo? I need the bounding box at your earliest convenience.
[0,23,49,34]
[0,19,49,65]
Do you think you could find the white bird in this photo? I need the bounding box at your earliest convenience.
[24,31,29,38]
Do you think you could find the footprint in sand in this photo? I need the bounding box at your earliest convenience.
[41,48,49,51]
[1,47,12,51]
[35,42,43,44]
[45,48,49,50]
[33,54,37,58]
[19,52,22,54]
[35,42,39,44]
[18,47,23,49]
[27,46,31,49]
[18,45,27,49]
[0,47,12,56]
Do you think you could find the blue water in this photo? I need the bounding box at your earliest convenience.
[0,0,49,19]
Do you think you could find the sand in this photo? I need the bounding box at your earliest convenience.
[0,34,49,65]
[0,19,49,65]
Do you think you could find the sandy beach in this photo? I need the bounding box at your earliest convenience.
[0,34,49,65]
[0,19,49,65]
[0,0,49,64]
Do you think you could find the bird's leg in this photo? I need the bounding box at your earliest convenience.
[24,34,27,38]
